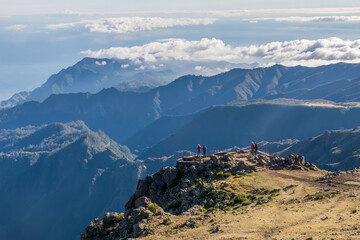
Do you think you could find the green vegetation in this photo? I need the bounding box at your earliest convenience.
[231,194,251,206]
[149,203,159,214]
[216,171,224,177]
[196,178,205,183]
[352,209,357,214]
[224,172,231,178]
[107,226,116,232]
[164,220,172,225]
[314,194,324,200]
[330,191,339,195]
[115,213,124,222]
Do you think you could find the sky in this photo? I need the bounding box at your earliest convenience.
[1,0,360,100]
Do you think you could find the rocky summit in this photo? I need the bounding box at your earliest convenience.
[80,150,360,239]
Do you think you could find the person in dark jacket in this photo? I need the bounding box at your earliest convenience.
[202,145,207,155]
[197,144,201,155]
[254,142,258,155]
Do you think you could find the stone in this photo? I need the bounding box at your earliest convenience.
[134,196,151,208]
[133,222,145,237]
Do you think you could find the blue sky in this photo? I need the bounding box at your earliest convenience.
[1,1,360,100]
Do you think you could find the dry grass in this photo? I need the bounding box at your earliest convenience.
[141,169,360,240]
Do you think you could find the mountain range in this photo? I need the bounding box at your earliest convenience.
[2,61,360,240]
[0,58,250,109]
[0,121,140,240]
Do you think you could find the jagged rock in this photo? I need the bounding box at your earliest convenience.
[133,222,145,237]
[134,196,151,208]
[81,151,318,240]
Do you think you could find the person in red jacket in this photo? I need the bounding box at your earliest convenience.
[251,142,255,155]
[197,144,201,155]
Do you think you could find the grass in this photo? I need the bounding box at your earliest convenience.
[115,213,124,222]
[224,172,232,178]
[231,194,251,206]
[314,194,324,200]
[149,203,159,214]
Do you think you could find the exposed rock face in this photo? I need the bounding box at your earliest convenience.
[81,151,317,239]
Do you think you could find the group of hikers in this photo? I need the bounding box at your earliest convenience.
[196,142,258,156]
[197,144,207,156]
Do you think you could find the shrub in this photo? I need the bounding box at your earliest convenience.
[216,171,224,177]
[107,226,116,232]
[263,189,271,194]
[164,220,172,225]
[231,194,251,206]
[330,191,339,195]
[224,172,231,178]
[115,213,124,222]
[352,209,357,214]
[196,178,204,183]
[314,194,324,200]
[149,203,159,213]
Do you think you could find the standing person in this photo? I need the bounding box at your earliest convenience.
[254,142,258,155]
[251,142,255,155]
[202,145,207,156]
[197,144,201,155]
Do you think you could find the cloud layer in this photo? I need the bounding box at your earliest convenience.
[46,17,215,33]
[4,24,27,31]
[247,15,360,23]
[82,37,360,67]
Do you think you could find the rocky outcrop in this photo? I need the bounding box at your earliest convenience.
[81,150,317,239]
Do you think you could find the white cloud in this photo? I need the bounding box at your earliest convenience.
[95,60,107,66]
[81,37,360,67]
[45,17,216,33]
[247,15,360,23]
[4,24,27,31]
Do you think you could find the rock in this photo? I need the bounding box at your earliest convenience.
[162,167,177,188]
[133,222,145,237]
[102,212,119,226]
[134,196,151,208]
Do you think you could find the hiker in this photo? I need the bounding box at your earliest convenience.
[202,145,207,156]
[197,144,201,155]
[251,142,255,155]
[254,142,258,155]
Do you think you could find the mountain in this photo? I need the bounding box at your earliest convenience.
[81,151,360,239]
[2,63,360,144]
[0,58,251,109]
[0,121,141,240]
[270,127,360,171]
[139,99,360,158]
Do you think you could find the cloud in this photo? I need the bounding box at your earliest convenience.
[45,17,216,33]
[246,15,360,23]
[81,37,360,67]
[95,60,107,66]
[4,24,27,31]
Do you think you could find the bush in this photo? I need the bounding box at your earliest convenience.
[314,194,324,200]
[224,172,231,178]
[149,203,159,213]
[231,194,251,206]
[352,209,357,214]
[196,178,205,183]
[115,213,124,222]
[216,171,224,177]
[164,220,172,225]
